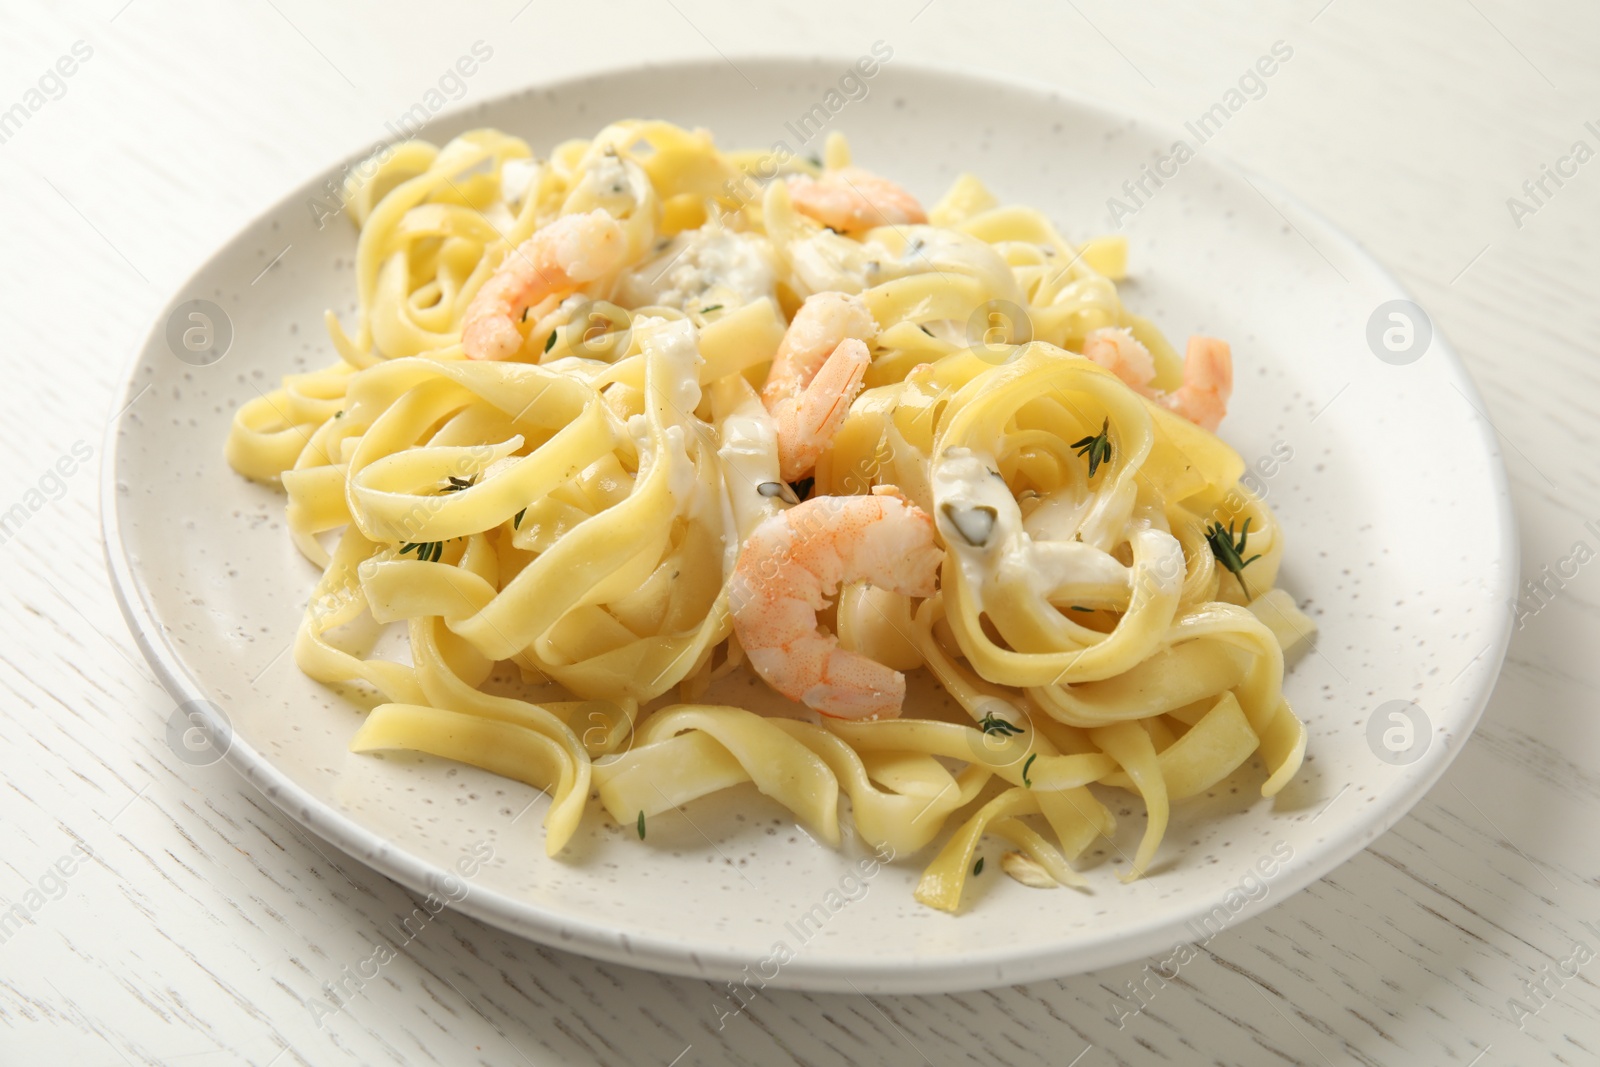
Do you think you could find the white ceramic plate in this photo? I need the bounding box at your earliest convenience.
[104,57,1517,994]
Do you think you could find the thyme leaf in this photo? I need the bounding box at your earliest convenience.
[978,712,1024,737]
[1205,518,1262,598]
[399,541,445,563]
[1070,418,1113,479]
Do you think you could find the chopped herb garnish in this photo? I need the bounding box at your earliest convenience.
[789,476,814,503]
[699,304,723,314]
[1070,605,1094,613]
[973,857,985,876]
[942,502,998,547]
[1022,752,1038,787]
[441,475,475,494]
[978,711,1024,737]
[333,410,344,419]
[1206,518,1262,598]
[513,507,526,528]
[543,330,557,354]
[400,541,446,563]
[806,152,822,168]
[636,810,646,839]
[919,323,934,337]
[1071,418,1113,479]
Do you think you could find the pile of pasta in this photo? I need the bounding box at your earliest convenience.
[226,121,1312,911]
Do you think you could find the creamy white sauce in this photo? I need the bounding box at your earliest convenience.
[892,226,1020,301]
[1022,488,1091,543]
[627,415,694,504]
[787,224,1023,304]
[618,228,776,311]
[788,232,896,295]
[715,395,783,572]
[587,151,640,215]
[499,158,538,205]
[637,317,703,425]
[931,447,1134,613]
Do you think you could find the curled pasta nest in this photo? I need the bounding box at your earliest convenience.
[227,121,1312,912]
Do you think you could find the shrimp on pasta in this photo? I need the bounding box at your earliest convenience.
[227,119,1311,913]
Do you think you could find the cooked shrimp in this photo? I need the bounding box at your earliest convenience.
[1160,336,1232,431]
[1078,328,1232,431]
[1081,326,1157,390]
[762,292,878,481]
[462,210,626,361]
[730,486,942,720]
[786,166,928,233]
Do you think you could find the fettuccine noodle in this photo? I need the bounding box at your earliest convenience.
[226,120,1314,912]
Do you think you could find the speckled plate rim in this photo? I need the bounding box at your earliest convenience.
[102,55,1518,994]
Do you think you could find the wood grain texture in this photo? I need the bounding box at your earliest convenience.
[2,0,1596,1063]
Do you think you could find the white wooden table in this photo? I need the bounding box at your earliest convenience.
[4,1,1596,1063]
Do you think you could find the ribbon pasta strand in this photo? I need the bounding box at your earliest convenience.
[226,120,1313,914]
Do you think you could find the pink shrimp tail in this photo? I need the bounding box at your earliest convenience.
[1163,336,1232,431]
[770,338,870,482]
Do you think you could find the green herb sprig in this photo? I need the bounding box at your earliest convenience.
[400,541,445,563]
[1205,518,1262,597]
[978,712,1024,737]
[1071,418,1113,479]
